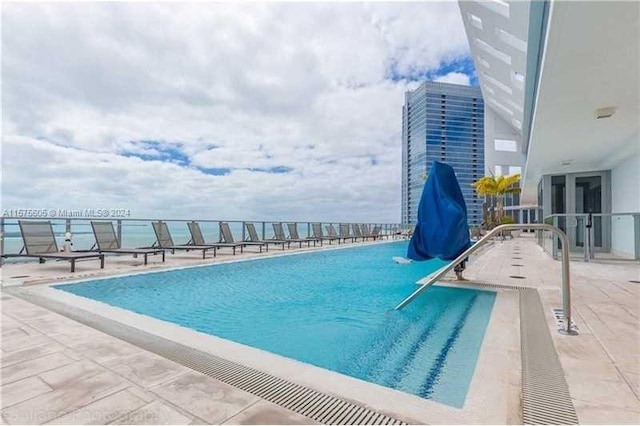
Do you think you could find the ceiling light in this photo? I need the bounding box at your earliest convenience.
[595,106,617,119]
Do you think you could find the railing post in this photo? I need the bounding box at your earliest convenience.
[262,222,266,240]
[589,216,595,260]
[583,218,590,262]
[552,216,559,260]
[0,217,4,268]
[116,219,122,247]
[634,214,640,261]
[241,221,246,241]
[556,225,576,335]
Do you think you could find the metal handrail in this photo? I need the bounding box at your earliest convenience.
[394,224,578,336]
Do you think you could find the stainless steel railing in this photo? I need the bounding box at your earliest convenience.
[394,224,578,336]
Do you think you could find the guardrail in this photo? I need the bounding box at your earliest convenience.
[542,212,640,261]
[0,217,406,265]
[394,224,578,336]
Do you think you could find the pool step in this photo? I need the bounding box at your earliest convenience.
[367,302,456,387]
[337,289,476,399]
[407,295,477,399]
[342,303,444,381]
[374,295,472,396]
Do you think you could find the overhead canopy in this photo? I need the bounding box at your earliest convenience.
[407,161,471,261]
[521,2,639,203]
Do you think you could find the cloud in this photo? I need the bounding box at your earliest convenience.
[2,2,472,223]
[434,71,472,86]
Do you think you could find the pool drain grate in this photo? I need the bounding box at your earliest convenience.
[449,282,579,424]
[7,288,406,425]
[520,288,578,424]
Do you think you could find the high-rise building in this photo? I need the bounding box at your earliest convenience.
[401,81,485,226]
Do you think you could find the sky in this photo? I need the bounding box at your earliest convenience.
[2,2,476,223]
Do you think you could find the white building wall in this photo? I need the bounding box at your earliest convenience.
[484,107,526,176]
[610,152,640,258]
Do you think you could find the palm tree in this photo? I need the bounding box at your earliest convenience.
[471,174,521,228]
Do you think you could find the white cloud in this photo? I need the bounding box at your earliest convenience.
[434,71,472,86]
[2,2,470,223]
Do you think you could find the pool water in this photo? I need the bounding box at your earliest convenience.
[54,241,496,407]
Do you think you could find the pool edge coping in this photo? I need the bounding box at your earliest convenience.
[4,280,517,425]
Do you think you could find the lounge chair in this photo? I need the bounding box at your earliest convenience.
[245,223,289,250]
[315,223,340,244]
[361,224,373,240]
[326,224,346,244]
[362,224,380,241]
[339,223,356,243]
[220,222,265,252]
[352,223,362,241]
[370,225,385,240]
[271,223,312,248]
[91,221,165,264]
[352,224,368,242]
[152,221,217,259]
[187,221,245,255]
[288,223,321,247]
[3,220,105,272]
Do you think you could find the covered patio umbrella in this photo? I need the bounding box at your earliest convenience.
[407,161,470,267]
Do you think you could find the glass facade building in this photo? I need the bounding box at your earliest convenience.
[401,81,485,226]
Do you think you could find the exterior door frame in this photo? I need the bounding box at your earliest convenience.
[565,170,611,252]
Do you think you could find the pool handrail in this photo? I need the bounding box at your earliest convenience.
[394,223,578,336]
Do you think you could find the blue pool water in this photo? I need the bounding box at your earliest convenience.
[54,242,496,407]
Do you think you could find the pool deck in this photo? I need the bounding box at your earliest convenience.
[1,236,639,424]
[463,235,640,424]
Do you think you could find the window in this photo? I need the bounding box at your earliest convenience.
[509,166,522,175]
[494,139,517,152]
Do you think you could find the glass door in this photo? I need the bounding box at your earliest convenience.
[575,176,602,248]
[551,176,566,249]
[567,171,610,252]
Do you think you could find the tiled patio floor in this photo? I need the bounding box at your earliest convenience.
[463,235,640,424]
[0,293,317,425]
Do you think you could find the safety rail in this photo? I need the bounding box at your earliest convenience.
[542,212,640,261]
[394,224,578,336]
[0,216,406,266]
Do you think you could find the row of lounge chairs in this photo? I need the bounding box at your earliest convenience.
[3,220,388,272]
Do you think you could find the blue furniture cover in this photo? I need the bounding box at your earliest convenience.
[407,161,471,261]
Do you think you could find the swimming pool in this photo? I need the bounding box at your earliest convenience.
[54,241,496,408]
